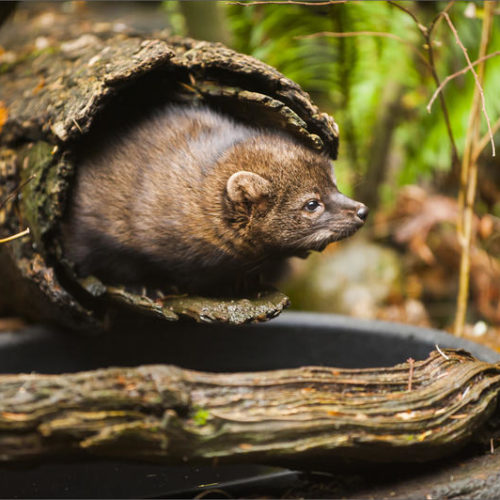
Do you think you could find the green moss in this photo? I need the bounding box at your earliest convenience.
[0,45,60,76]
[31,46,60,59]
[193,408,210,426]
[20,142,55,246]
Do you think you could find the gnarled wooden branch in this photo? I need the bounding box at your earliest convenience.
[1,349,499,465]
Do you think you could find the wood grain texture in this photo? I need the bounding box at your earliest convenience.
[1,349,499,464]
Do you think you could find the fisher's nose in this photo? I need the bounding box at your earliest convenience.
[356,204,369,222]
[330,191,369,225]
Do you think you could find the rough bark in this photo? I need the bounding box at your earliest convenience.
[1,349,499,465]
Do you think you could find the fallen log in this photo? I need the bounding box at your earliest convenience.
[1,349,499,465]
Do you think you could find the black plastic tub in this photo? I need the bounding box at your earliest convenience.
[1,311,498,374]
[0,312,499,499]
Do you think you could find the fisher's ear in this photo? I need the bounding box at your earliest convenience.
[226,171,271,204]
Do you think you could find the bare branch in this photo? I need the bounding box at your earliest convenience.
[473,115,500,163]
[0,227,30,244]
[407,357,415,391]
[420,3,461,172]
[454,1,495,337]
[0,173,36,209]
[428,0,456,35]
[443,12,495,157]
[387,1,423,32]
[227,0,346,6]
[387,0,460,171]
[435,344,450,360]
[427,51,500,113]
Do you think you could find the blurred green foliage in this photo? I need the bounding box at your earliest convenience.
[164,1,500,211]
[162,1,187,36]
[226,2,500,199]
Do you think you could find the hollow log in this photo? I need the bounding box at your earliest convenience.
[0,3,339,329]
[1,349,499,465]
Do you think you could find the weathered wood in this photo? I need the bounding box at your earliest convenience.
[0,4,339,328]
[1,349,499,464]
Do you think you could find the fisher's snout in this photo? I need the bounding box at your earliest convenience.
[329,191,369,226]
[356,204,369,222]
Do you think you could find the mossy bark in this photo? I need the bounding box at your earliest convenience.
[0,349,499,465]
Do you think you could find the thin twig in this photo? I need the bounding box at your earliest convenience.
[298,31,431,70]
[227,0,346,5]
[435,345,450,360]
[387,1,423,30]
[0,175,35,246]
[387,0,455,38]
[443,12,495,157]
[427,51,500,113]
[424,7,461,172]
[428,0,456,35]
[407,357,415,391]
[473,115,500,163]
[389,1,460,171]
[454,1,495,337]
[72,118,83,134]
[0,173,36,209]
[0,227,30,244]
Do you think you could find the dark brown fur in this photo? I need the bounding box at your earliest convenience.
[62,105,367,295]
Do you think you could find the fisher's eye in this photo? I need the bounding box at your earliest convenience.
[303,200,322,212]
